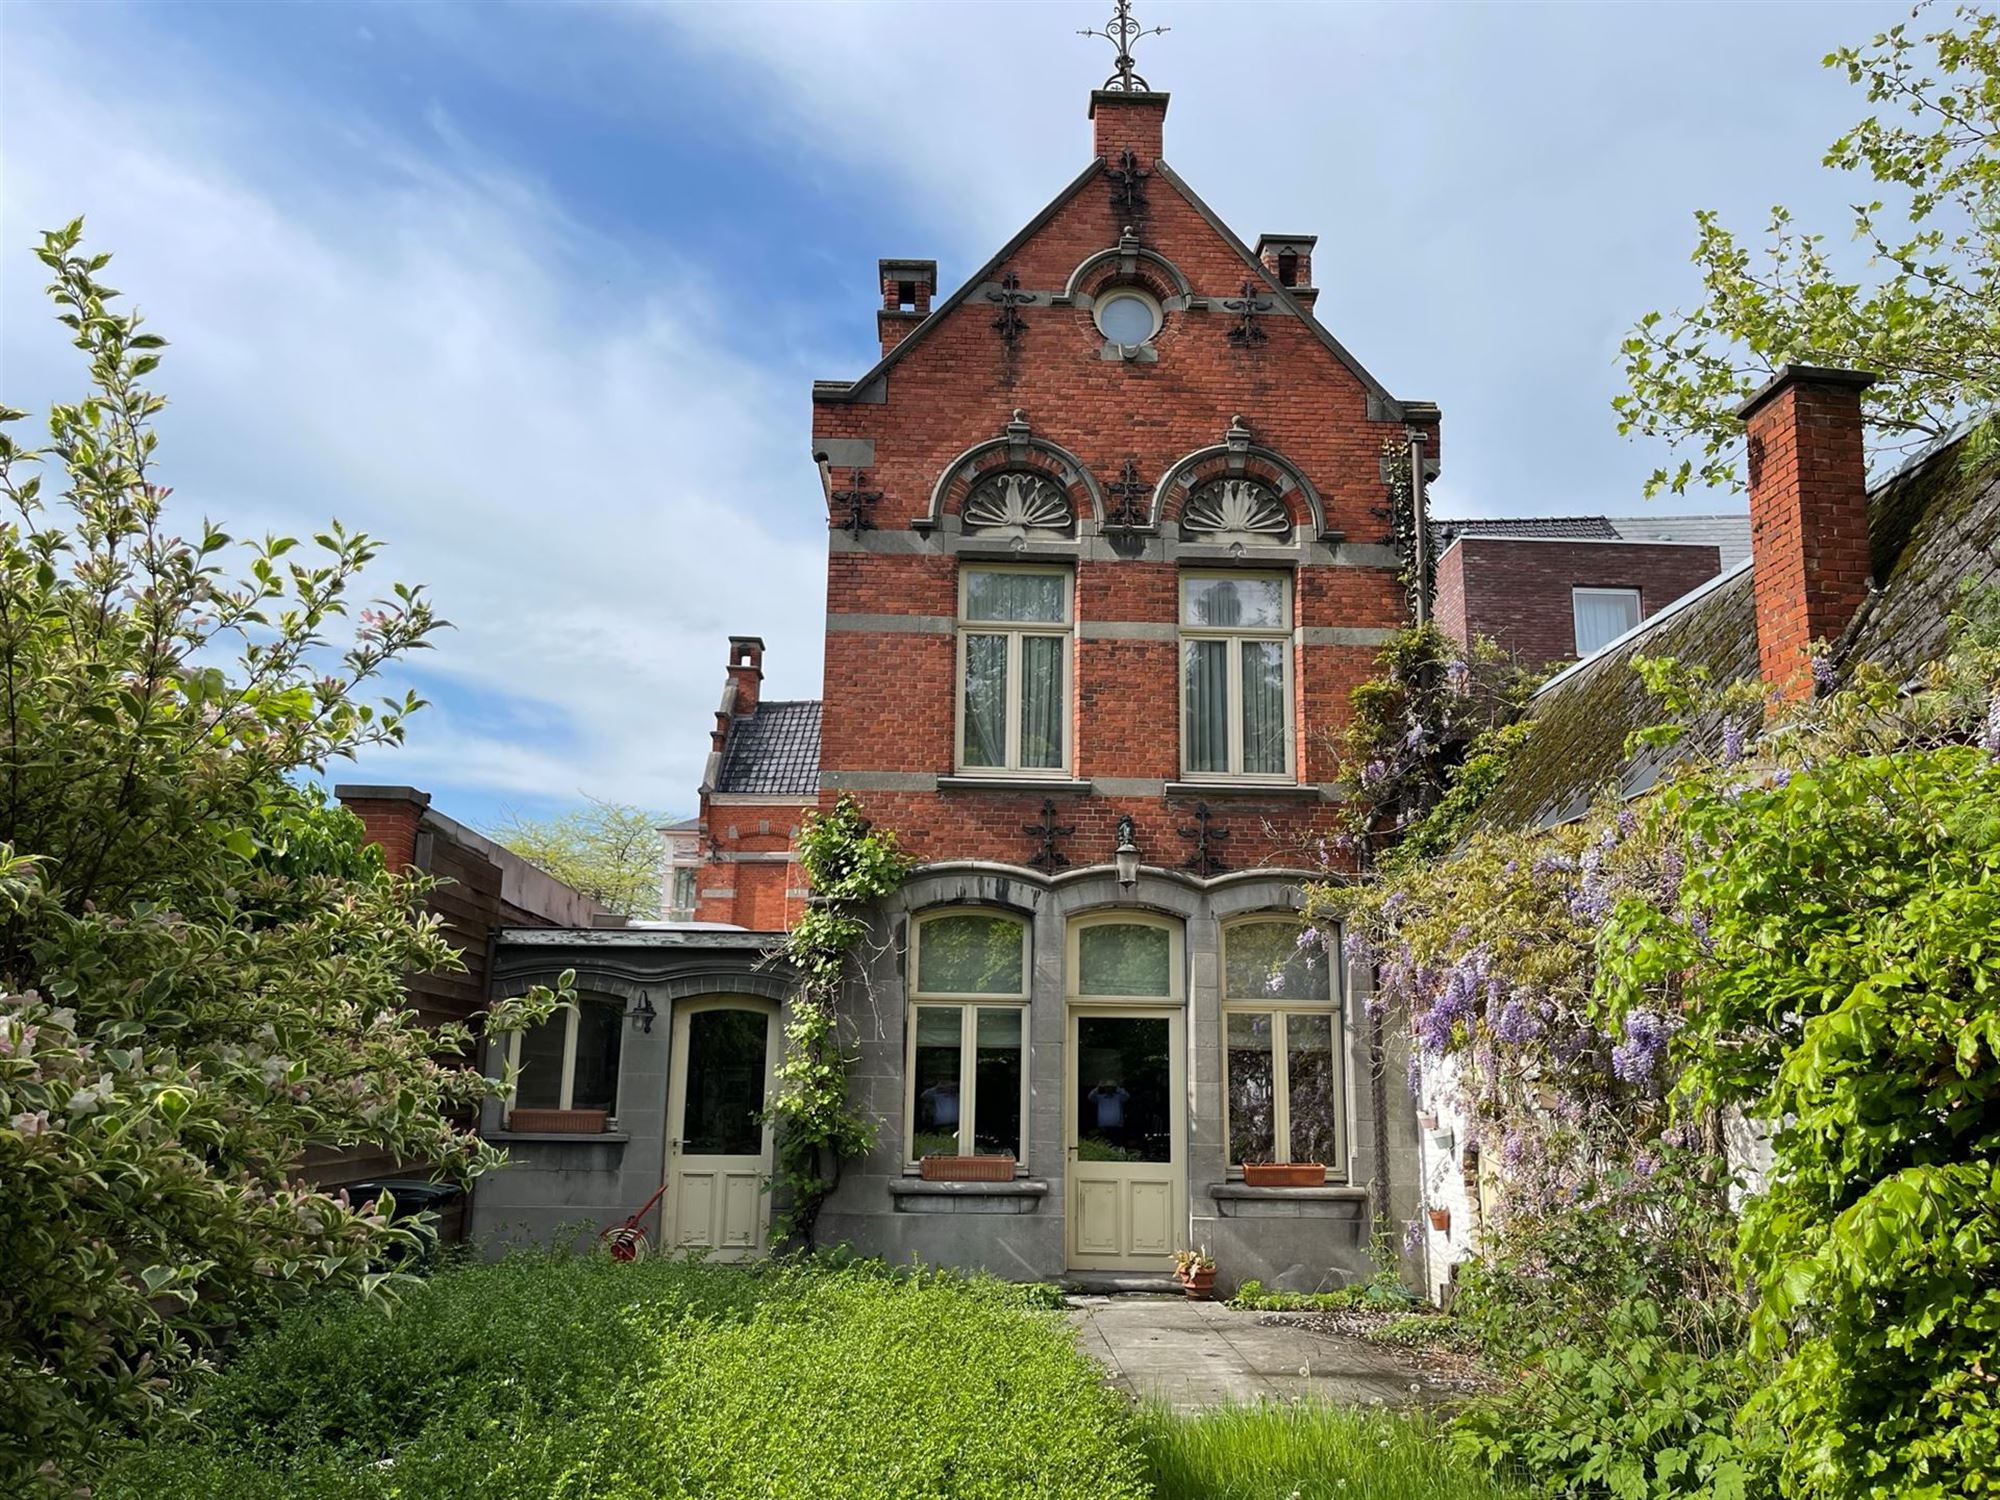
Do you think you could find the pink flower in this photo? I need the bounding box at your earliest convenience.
[11,1109,50,1137]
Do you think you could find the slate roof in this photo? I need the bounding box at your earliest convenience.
[1431,516,1620,551]
[1605,513,1754,568]
[715,700,822,797]
[1430,512,1753,568]
[1469,431,2000,834]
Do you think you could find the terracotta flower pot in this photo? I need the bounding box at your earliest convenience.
[1418,1112,1440,1131]
[1242,1162,1327,1188]
[919,1154,1017,1182]
[507,1107,608,1134]
[1427,1207,1452,1233]
[1181,1266,1217,1300]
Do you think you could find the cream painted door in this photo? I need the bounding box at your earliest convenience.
[664,998,778,1260]
[1066,1008,1186,1271]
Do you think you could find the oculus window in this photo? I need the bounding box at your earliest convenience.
[958,566,1071,775]
[1180,572,1293,780]
[1222,920,1343,1171]
[908,911,1028,1163]
[1094,288,1162,346]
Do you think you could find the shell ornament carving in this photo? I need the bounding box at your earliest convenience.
[962,472,1074,539]
[1181,479,1290,543]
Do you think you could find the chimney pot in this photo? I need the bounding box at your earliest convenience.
[727,634,765,716]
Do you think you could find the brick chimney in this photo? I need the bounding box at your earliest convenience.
[726,635,765,716]
[1255,234,1317,314]
[1090,89,1168,166]
[335,785,430,872]
[877,259,935,356]
[1737,365,1877,697]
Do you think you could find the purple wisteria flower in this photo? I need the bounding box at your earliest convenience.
[1444,657,1471,693]
[1812,654,1838,693]
[1361,759,1390,788]
[1493,997,1544,1045]
[1720,717,1746,766]
[1657,848,1686,906]
[1983,694,2000,756]
[1402,1217,1424,1252]
[1610,1009,1677,1086]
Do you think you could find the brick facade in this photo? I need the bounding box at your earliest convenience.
[690,638,814,930]
[1435,537,1725,670]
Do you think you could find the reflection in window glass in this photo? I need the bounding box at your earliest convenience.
[912,1006,964,1158]
[917,913,1025,996]
[1182,575,1286,630]
[1287,1011,1340,1165]
[1077,922,1172,997]
[1241,639,1288,775]
[1226,1011,1276,1164]
[972,1008,1023,1157]
[570,1002,623,1113]
[1224,921,1332,1002]
[1075,1014,1171,1163]
[681,1008,768,1156]
[962,633,1008,767]
[514,1013,566,1110]
[965,569,1066,623]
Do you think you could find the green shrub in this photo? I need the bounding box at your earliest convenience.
[1135,1399,1524,1500]
[1228,1277,1415,1312]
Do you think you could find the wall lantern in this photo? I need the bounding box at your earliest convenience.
[1114,815,1142,889]
[629,991,658,1035]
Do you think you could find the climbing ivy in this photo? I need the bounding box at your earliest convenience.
[768,796,909,1247]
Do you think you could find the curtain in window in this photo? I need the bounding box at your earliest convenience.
[966,570,1065,623]
[1240,639,1286,775]
[1018,633,1064,768]
[1184,638,1229,774]
[962,633,1007,766]
[1573,590,1640,655]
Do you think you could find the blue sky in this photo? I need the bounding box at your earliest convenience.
[0,0,1907,833]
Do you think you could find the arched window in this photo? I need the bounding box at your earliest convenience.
[1221,919,1342,1174]
[508,994,624,1125]
[906,910,1029,1165]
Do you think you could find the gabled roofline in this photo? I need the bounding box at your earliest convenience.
[813,160,1105,406]
[1529,555,1755,701]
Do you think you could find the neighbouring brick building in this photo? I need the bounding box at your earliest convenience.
[1431,512,1749,668]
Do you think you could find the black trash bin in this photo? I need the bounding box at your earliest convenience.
[347,1180,467,1262]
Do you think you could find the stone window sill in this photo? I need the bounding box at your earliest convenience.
[936,775,1093,796]
[1165,781,1325,801]
[887,1178,1050,1215]
[1208,1182,1367,1218]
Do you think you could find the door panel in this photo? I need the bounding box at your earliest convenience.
[665,1001,777,1260]
[1066,1008,1186,1271]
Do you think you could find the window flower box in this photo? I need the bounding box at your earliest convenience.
[507,1107,608,1134]
[919,1154,1017,1182]
[1242,1161,1327,1188]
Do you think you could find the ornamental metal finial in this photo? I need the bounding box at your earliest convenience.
[1079,0,1167,92]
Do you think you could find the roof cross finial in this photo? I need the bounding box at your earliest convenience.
[1079,0,1168,93]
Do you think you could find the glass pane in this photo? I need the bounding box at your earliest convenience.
[680,1008,768,1156]
[1182,575,1286,630]
[1240,639,1287,775]
[514,1011,567,1110]
[1074,1015,1172,1163]
[916,913,1025,996]
[569,1000,622,1113]
[670,867,698,917]
[962,633,1007,767]
[912,1005,964,1158]
[1226,1011,1276,1165]
[1018,633,1065,769]
[971,1008,1023,1158]
[1097,293,1156,344]
[1286,1012,1341,1166]
[1077,922,1172,997]
[965,570,1066,624]
[1573,589,1641,655]
[1225,921,1332,1003]
[1183,638,1229,775]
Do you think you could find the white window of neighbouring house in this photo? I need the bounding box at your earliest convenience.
[1180,572,1293,780]
[509,997,623,1118]
[667,866,698,922]
[907,910,1029,1163]
[1572,586,1642,657]
[957,566,1072,775]
[1221,920,1343,1173]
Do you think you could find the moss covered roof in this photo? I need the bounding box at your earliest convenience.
[1471,429,2000,833]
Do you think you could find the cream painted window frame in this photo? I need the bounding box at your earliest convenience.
[1572,585,1642,656]
[506,999,620,1119]
[1177,570,1296,783]
[1219,918,1345,1178]
[905,910,1031,1168]
[954,564,1074,777]
[1065,910,1186,1005]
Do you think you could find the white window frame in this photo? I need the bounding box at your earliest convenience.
[666,865,698,922]
[1066,911,1185,1004]
[1219,918,1345,1177]
[506,998,622,1119]
[1572,586,1642,656]
[1178,570,1295,782]
[905,909,1031,1167]
[954,564,1073,777]
[1092,285,1164,346]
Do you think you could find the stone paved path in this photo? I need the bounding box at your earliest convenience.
[1066,1295,1452,1411]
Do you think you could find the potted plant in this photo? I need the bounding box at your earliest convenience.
[1172,1247,1217,1299]
[1427,1206,1452,1234]
[1418,1110,1440,1132]
[919,1153,1017,1182]
[507,1107,609,1134]
[1242,1161,1327,1188]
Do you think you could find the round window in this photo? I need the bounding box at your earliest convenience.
[1094,289,1161,345]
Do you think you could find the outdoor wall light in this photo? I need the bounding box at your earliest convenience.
[1114,815,1141,889]
[629,992,658,1035]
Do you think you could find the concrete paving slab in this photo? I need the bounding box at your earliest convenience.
[1065,1295,1450,1412]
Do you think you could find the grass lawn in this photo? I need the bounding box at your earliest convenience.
[100,1254,1520,1500]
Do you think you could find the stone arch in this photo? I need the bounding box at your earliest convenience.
[1153,419,1329,539]
[1062,237,1196,306]
[922,410,1105,530]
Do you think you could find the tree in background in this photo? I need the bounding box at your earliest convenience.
[0,224,564,1493]
[1618,4,2000,492]
[497,798,669,919]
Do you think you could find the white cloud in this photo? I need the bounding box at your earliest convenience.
[0,17,828,818]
